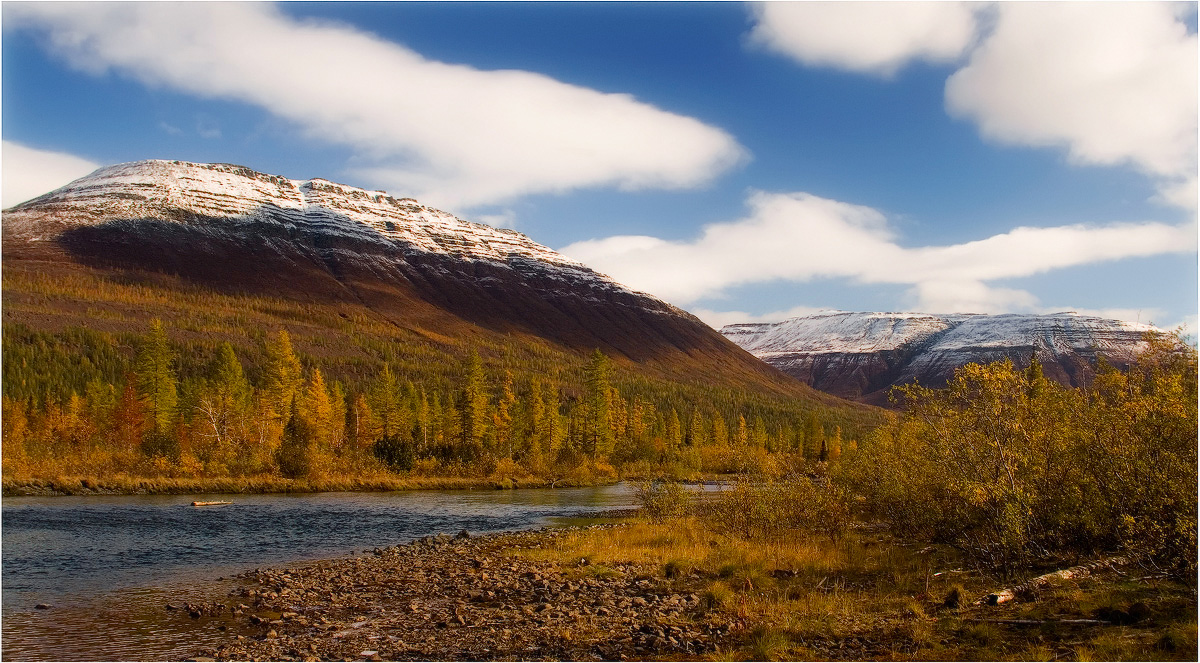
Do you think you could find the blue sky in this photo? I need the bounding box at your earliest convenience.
[3,2,1197,331]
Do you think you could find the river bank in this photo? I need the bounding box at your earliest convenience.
[175,515,1196,662]
[182,521,731,662]
[0,474,594,497]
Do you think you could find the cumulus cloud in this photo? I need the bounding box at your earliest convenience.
[751,3,1198,211]
[2,141,99,208]
[8,3,744,209]
[561,190,1196,314]
[944,2,1197,208]
[748,2,981,76]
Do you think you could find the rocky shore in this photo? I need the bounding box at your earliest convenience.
[183,522,736,661]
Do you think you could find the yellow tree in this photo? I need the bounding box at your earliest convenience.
[263,330,302,421]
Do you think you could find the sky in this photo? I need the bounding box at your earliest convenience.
[3,1,1197,332]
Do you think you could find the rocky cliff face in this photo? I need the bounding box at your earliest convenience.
[2,160,805,390]
[722,311,1158,405]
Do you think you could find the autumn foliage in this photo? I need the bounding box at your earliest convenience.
[843,333,1197,577]
[2,321,861,490]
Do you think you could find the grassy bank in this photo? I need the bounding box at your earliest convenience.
[0,471,616,497]
[524,516,1197,661]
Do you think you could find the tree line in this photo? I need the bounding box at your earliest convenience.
[2,320,855,486]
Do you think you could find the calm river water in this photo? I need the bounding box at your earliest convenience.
[1,484,637,661]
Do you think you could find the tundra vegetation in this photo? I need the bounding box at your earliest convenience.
[581,332,1195,660]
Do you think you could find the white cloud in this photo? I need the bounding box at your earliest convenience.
[904,281,1038,315]
[1154,174,1198,213]
[1045,307,1167,328]
[472,209,518,230]
[751,3,1197,212]
[9,3,745,210]
[2,141,99,208]
[945,2,1197,207]
[748,2,981,76]
[690,305,832,330]
[562,190,1196,314]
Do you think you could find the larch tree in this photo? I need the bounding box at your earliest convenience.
[458,351,488,460]
[583,349,614,459]
[263,330,302,421]
[134,319,178,434]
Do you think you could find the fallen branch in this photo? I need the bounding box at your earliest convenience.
[974,555,1140,606]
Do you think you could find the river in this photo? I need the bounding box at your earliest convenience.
[1,484,638,661]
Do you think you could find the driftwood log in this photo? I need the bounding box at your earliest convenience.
[974,555,1139,606]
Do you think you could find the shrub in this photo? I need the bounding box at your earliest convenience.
[634,478,691,520]
[842,336,1197,576]
[709,475,849,541]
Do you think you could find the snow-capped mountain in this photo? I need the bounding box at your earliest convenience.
[2,160,792,383]
[722,311,1160,405]
[6,159,594,280]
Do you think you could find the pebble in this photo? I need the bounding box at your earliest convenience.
[178,524,726,661]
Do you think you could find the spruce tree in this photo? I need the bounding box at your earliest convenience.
[276,397,314,479]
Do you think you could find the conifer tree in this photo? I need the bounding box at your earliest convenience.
[371,364,403,438]
[263,330,302,420]
[583,349,614,459]
[710,411,729,448]
[135,319,178,433]
[458,351,488,460]
[493,371,516,459]
[303,368,334,448]
[276,397,314,479]
[328,380,347,454]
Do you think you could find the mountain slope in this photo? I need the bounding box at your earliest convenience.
[722,311,1158,406]
[2,160,861,415]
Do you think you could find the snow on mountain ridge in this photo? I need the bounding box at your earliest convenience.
[720,311,1160,405]
[722,310,1157,357]
[722,311,960,356]
[5,159,585,270]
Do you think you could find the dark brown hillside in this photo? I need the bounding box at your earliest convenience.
[1,160,865,420]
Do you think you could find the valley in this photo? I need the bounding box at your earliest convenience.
[2,161,1193,662]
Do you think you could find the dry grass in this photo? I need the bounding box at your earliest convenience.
[0,472,575,496]
[513,516,1198,661]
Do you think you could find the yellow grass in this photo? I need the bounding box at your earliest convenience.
[511,516,1198,661]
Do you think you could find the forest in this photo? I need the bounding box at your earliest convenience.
[1,319,863,493]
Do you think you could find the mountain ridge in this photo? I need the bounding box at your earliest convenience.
[722,310,1159,406]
